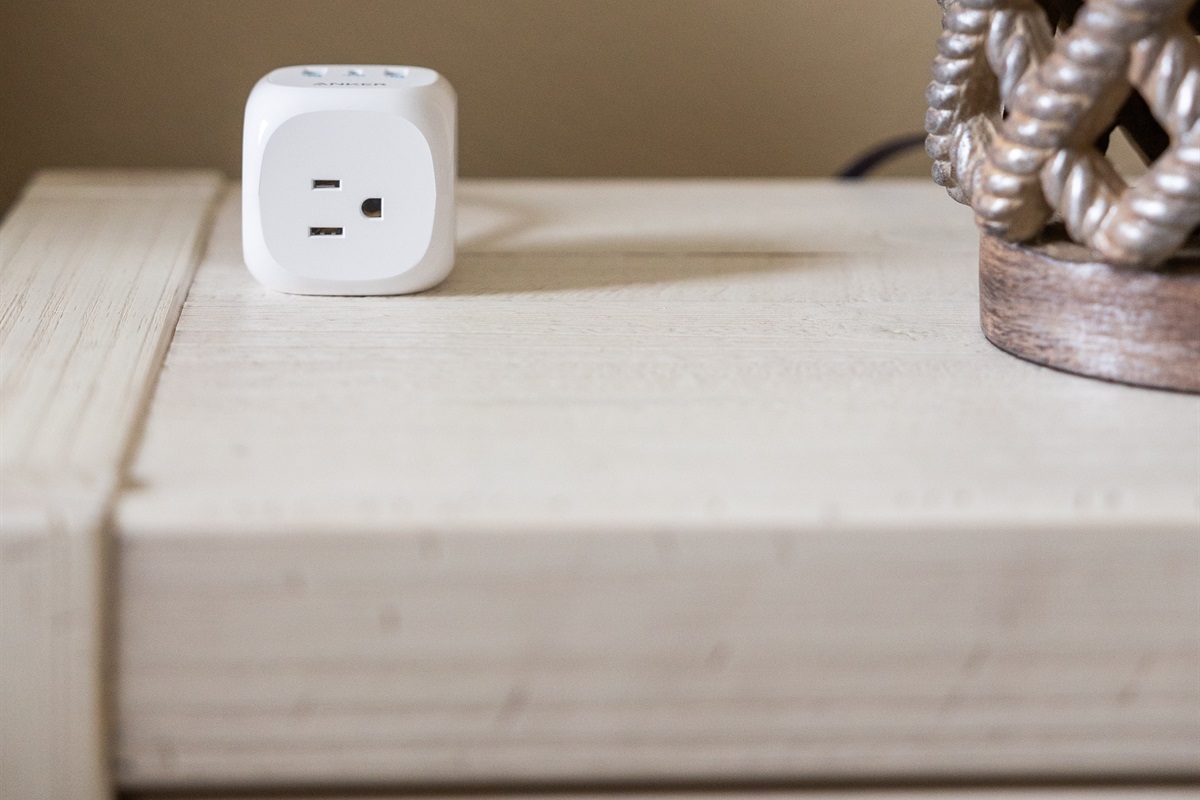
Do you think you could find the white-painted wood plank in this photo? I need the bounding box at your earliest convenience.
[0,170,225,800]
[115,182,1200,789]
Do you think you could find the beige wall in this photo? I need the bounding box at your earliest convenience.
[0,1,940,213]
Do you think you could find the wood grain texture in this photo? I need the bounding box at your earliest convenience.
[979,234,1200,392]
[114,182,1200,789]
[0,170,225,800]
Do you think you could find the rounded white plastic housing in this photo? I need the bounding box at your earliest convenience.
[243,65,457,296]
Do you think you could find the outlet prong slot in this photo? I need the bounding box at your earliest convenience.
[313,179,341,190]
[362,198,383,218]
[309,227,344,237]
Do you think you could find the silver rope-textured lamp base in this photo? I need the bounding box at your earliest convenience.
[927,0,1200,392]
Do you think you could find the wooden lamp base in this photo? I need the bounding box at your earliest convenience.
[979,232,1200,393]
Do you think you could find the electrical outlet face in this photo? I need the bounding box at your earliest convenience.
[259,111,437,282]
[242,65,456,296]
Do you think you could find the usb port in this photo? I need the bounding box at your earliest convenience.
[312,179,341,190]
[309,227,344,237]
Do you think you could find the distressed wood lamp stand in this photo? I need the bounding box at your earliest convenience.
[927,0,1200,392]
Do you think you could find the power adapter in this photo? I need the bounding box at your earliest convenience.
[242,65,456,295]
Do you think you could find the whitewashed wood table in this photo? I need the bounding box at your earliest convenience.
[1,171,1197,800]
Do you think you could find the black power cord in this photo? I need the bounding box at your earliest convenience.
[837,132,929,179]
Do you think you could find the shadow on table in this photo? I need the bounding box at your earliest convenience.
[440,196,831,295]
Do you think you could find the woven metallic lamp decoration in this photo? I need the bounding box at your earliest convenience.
[927,0,1200,392]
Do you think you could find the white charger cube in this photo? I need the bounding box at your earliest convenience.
[243,66,456,296]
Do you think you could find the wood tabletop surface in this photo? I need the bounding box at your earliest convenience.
[2,172,1197,798]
